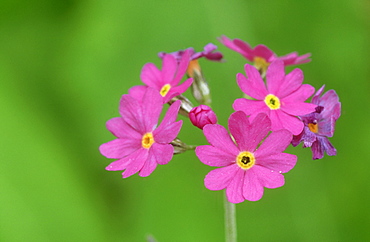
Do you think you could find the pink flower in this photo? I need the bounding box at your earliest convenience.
[233,60,317,135]
[196,111,297,203]
[292,85,341,159]
[99,88,183,178]
[129,50,193,103]
[219,35,311,74]
[158,43,223,62]
[189,105,218,129]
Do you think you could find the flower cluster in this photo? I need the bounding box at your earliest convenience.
[100,36,341,203]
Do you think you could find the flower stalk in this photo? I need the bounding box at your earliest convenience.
[224,192,237,242]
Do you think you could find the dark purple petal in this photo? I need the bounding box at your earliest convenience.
[204,164,239,191]
[196,145,236,167]
[311,137,337,160]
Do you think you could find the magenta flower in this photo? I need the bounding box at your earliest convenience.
[129,50,193,103]
[189,105,218,129]
[219,35,311,74]
[196,111,297,203]
[158,43,223,62]
[292,85,341,159]
[99,87,183,178]
[233,60,317,135]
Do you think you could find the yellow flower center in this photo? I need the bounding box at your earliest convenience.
[264,94,281,110]
[253,57,270,75]
[160,84,171,97]
[141,132,155,149]
[236,151,255,170]
[308,123,318,133]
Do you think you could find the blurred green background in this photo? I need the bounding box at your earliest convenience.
[1,0,369,241]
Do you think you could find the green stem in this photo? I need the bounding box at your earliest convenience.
[224,191,237,242]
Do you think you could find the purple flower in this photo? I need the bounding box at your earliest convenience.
[99,88,183,178]
[196,112,297,203]
[129,50,193,103]
[233,60,317,135]
[158,43,223,63]
[292,85,341,159]
[189,105,218,129]
[219,35,311,75]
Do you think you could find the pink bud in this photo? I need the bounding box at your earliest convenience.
[189,105,218,129]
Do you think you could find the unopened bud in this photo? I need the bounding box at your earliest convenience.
[189,105,218,129]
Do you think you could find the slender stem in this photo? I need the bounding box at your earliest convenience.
[224,191,237,242]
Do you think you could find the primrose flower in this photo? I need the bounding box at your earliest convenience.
[129,50,193,103]
[196,111,297,203]
[292,85,341,159]
[99,87,183,178]
[189,105,218,129]
[219,35,311,75]
[233,60,317,135]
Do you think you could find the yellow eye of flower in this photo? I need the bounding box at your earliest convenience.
[236,151,255,170]
[264,94,281,110]
[142,132,154,149]
[253,57,270,75]
[160,84,171,97]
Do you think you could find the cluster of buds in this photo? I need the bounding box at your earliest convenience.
[100,36,341,203]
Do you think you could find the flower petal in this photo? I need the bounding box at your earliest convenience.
[138,154,158,177]
[282,84,315,103]
[253,165,285,188]
[204,164,239,191]
[105,148,144,171]
[278,111,304,135]
[128,85,148,101]
[196,145,236,167]
[203,124,239,156]
[100,138,141,159]
[150,143,174,165]
[119,94,145,132]
[153,100,182,143]
[172,49,190,86]
[254,129,293,157]
[106,117,141,140]
[275,68,303,98]
[165,78,193,103]
[256,153,297,173]
[226,168,245,203]
[237,64,268,99]
[161,54,177,83]
[281,101,317,116]
[266,60,285,94]
[140,63,163,88]
[233,98,268,117]
[242,168,264,201]
[121,148,149,178]
[253,44,275,61]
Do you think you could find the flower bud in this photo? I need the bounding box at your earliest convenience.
[189,105,218,129]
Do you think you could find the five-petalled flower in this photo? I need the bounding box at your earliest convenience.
[233,60,317,135]
[196,111,297,203]
[292,85,341,159]
[99,87,183,178]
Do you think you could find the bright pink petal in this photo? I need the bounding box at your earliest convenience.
[275,68,303,98]
[161,54,177,83]
[253,44,275,61]
[226,168,245,203]
[106,117,141,140]
[268,110,284,131]
[128,85,148,101]
[153,100,182,143]
[256,153,297,173]
[281,102,317,116]
[140,63,163,88]
[138,152,158,177]
[203,124,239,156]
[100,138,141,159]
[254,129,292,157]
[122,148,149,178]
[282,84,315,102]
[119,94,145,132]
[196,145,236,167]
[172,50,190,86]
[252,165,285,188]
[242,168,264,201]
[233,98,268,117]
[165,78,193,103]
[233,39,253,61]
[266,60,285,94]
[105,148,145,171]
[278,111,304,135]
[141,87,163,131]
[204,164,239,191]
[150,143,174,165]
[237,64,268,99]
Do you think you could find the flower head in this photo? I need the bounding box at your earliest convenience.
[292,85,341,159]
[129,50,193,103]
[233,60,317,135]
[189,105,218,129]
[219,35,311,75]
[99,87,183,178]
[196,111,297,203]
